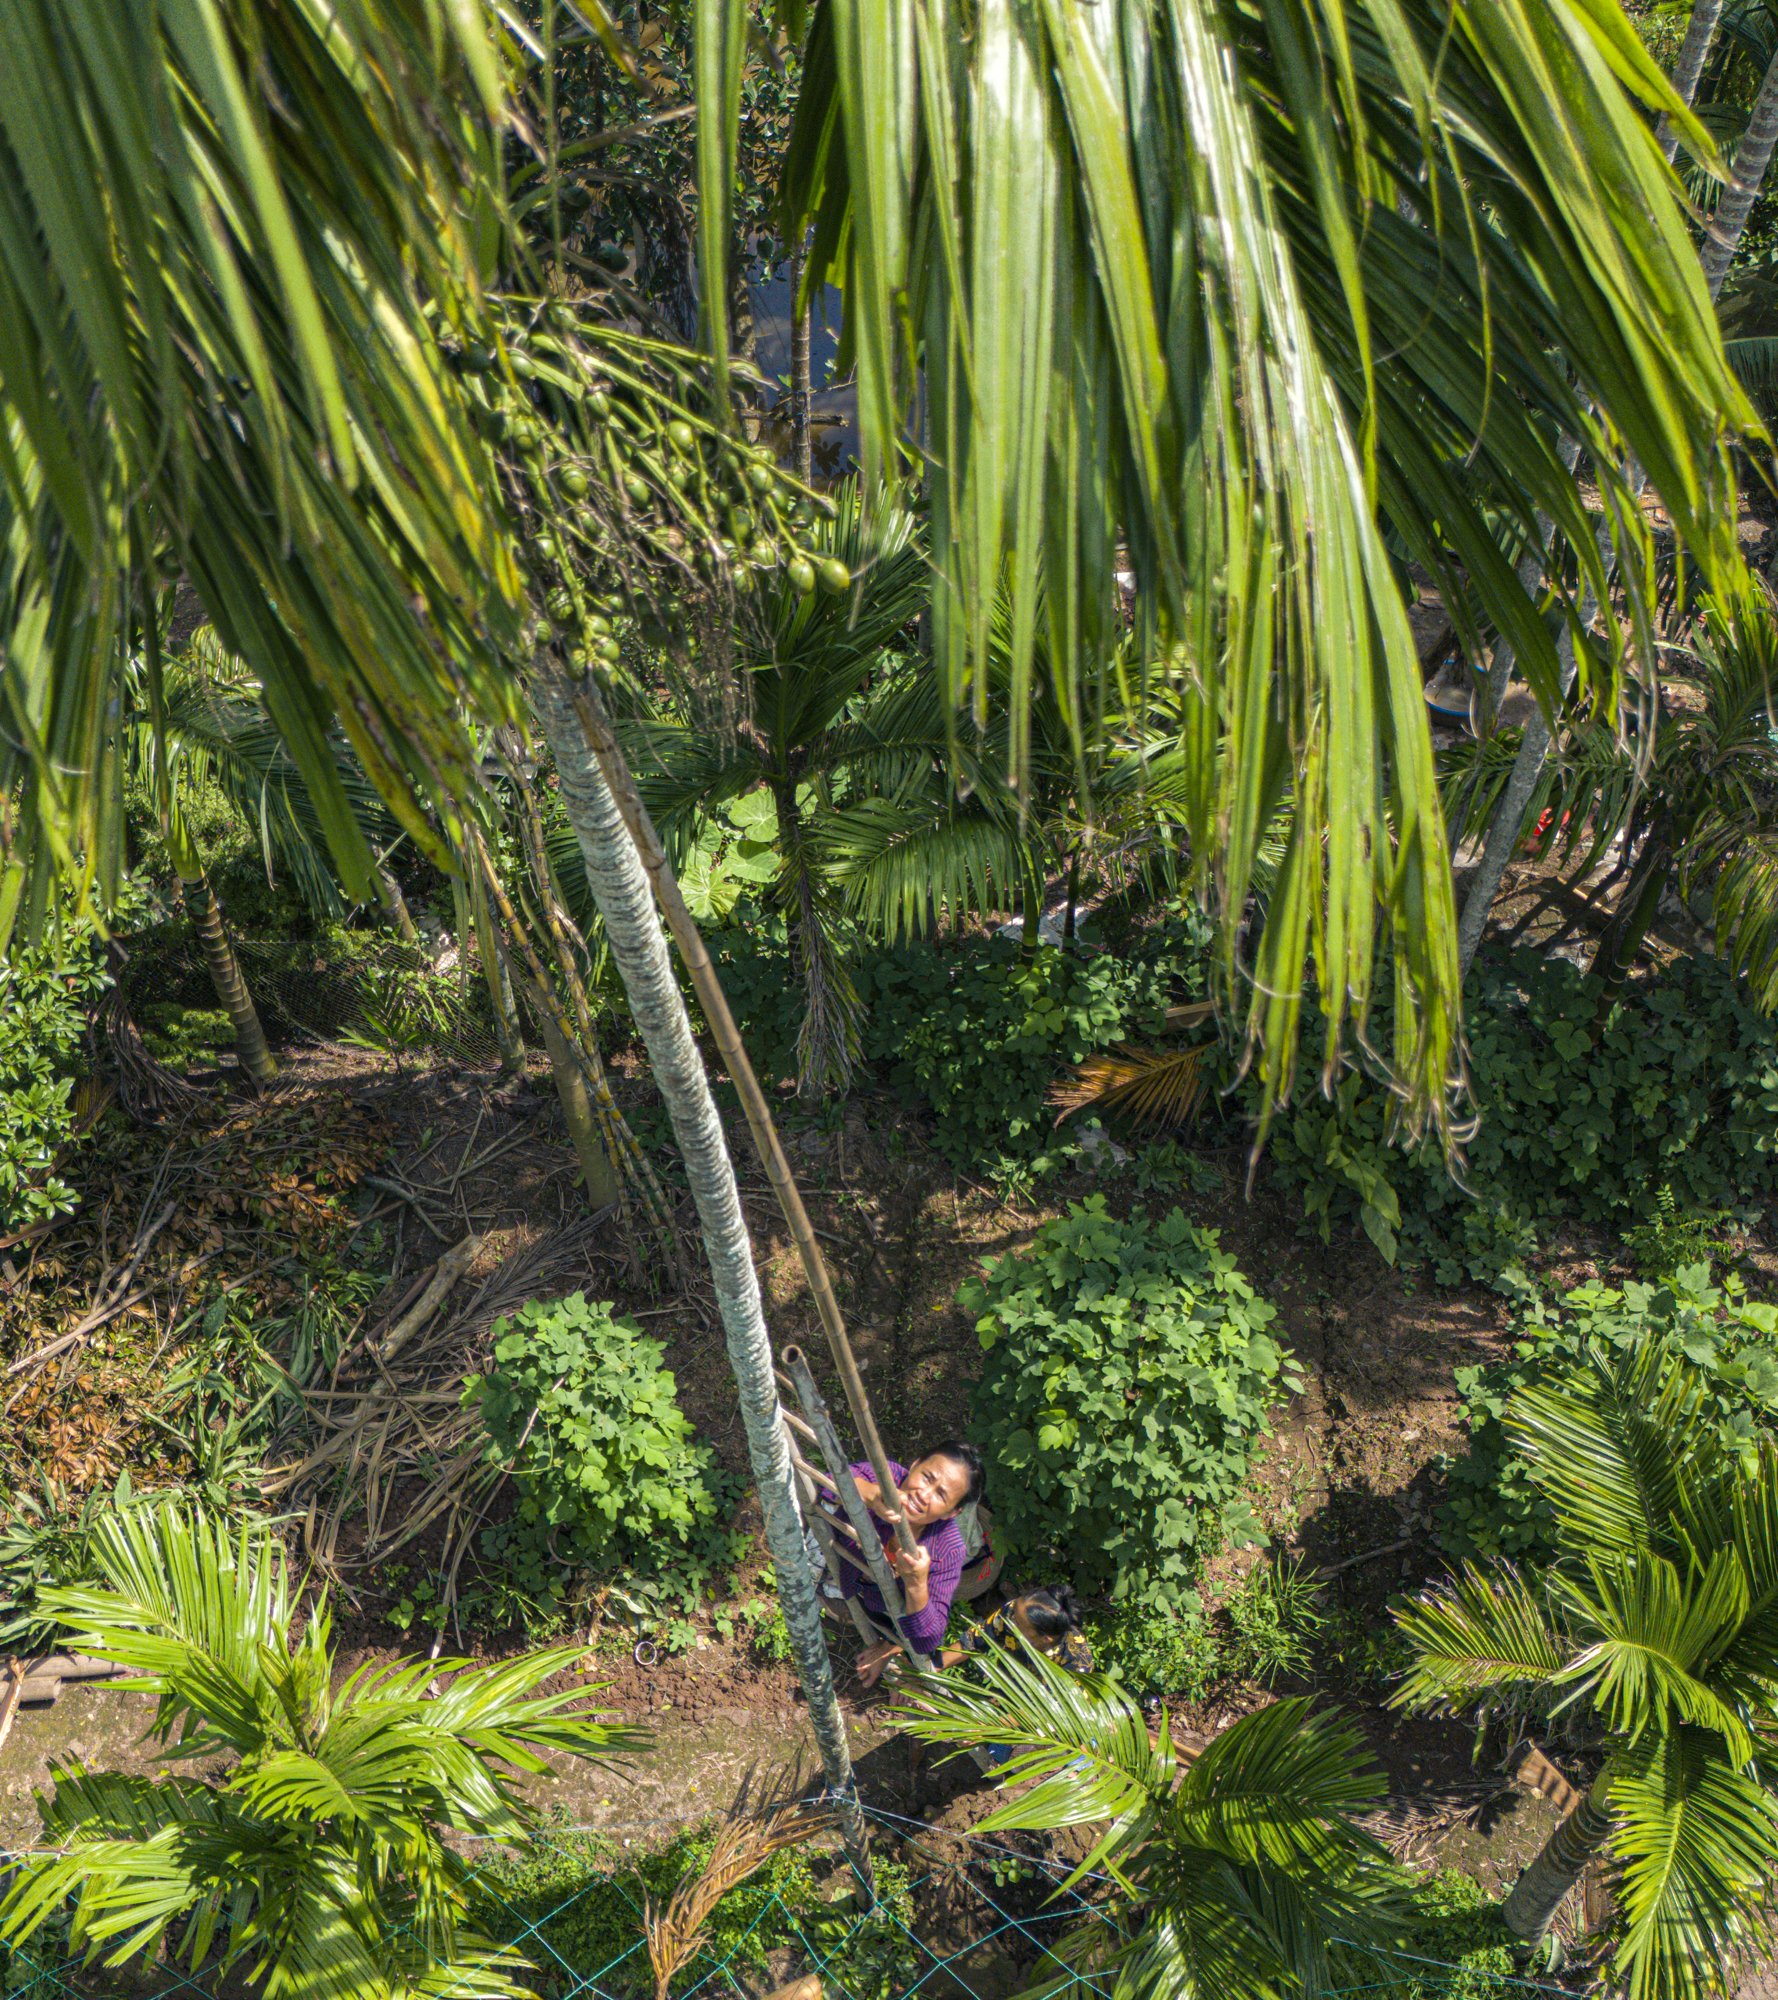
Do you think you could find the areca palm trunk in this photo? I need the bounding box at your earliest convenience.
[531,671,872,1884]
[376,865,420,944]
[466,865,525,1076]
[1701,51,1778,298]
[1500,1776,1614,1958]
[179,871,278,1085]
[1656,0,1725,161]
[790,238,812,484]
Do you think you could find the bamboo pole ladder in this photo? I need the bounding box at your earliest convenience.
[779,1348,925,1672]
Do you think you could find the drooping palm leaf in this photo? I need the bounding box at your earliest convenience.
[129,643,399,921]
[742,0,1763,1128]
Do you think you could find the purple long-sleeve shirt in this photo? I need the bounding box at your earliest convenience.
[824,1459,964,1654]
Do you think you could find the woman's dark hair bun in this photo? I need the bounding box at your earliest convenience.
[919,1439,985,1507]
[1023,1585,1084,1635]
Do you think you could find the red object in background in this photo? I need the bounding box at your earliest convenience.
[1526,807,1569,850]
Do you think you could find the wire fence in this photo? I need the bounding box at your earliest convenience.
[114,927,513,1074]
[0,1802,1570,2000]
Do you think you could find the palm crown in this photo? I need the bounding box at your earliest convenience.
[895,1641,1404,2000]
[1393,1342,1778,2000]
[0,1502,644,2000]
[611,484,1059,1089]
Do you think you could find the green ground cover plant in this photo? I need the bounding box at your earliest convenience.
[0,919,119,1237]
[962,1199,1297,1605]
[1255,947,1778,1289]
[1437,1265,1778,1562]
[1082,1597,1216,1703]
[1385,1871,1517,2000]
[464,1294,738,1623]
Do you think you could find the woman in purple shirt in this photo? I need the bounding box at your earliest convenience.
[822,1441,983,1687]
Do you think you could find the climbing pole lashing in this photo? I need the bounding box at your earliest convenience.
[779,1347,926,1672]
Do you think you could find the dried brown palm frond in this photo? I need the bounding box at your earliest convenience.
[643,1788,837,2000]
[1051,1037,1213,1134]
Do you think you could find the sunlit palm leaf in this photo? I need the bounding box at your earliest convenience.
[0,0,527,939]
[1504,1340,1697,1560]
[1390,1562,1565,1709]
[1607,1725,1778,2000]
[1551,1552,1756,1766]
[1051,1040,1213,1132]
[0,1500,640,1999]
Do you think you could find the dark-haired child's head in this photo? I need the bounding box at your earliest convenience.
[1009,1585,1083,1652]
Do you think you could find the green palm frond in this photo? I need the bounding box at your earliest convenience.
[1608,1726,1778,2000]
[0,0,531,940]
[1168,1697,1390,1873]
[1724,1436,1778,1663]
[1725,334,1778,408]
[824,793,1040,939]
[1504,1341,1698,1560]
[898,1651,1397,2000]
[1390,1562,1566,1711]
[129,648,398,920]
[1551,1553,1756,1766]
[0,1500,640,1999]
[894,1643,1170,1886]
[755,0,1760,1129]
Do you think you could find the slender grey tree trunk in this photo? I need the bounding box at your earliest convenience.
[790,238,812,484]
[376,864,419,944]
[1455,34,1759,974]
[1501,1777,1614,1957]
[181,873,278,1084]
[531,671,872,1884]
[1656,0,1725,162]
[466,867,525,1075]
[1701,51,1778,298]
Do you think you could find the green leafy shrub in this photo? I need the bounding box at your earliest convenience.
[1253,947,1778,1291]
[0,925,115,1236]
[469,1816,917,1999]
[1622,1183,1737,1279]
[1438,1266,1778,1563]
[962,1199,1297,1605]
[137,1000,235,1067]
[464,1294,734,1613]
[708,918,1213,1166]
[1386,1870,1516,2000]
